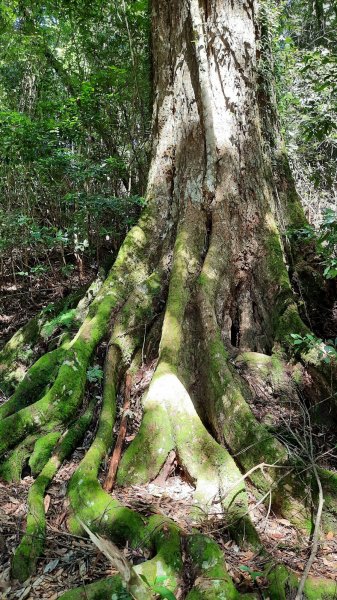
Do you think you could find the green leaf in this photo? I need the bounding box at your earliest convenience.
[153,586,177,600]
[86,366,104,383]
[139,574,151,587]
[154,576,169,584]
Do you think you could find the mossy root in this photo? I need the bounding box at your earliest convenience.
[185,533,239,600]
[11,401,95,583]
[266,563,337,599]
[58,576,132,600]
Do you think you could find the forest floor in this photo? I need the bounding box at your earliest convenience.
[0,262,96,344]
[1,356,337,599]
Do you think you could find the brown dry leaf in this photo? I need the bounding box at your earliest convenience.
[242,550,255,560]
[277,519,291,527]
[8,496,20,504]
[79,561,87,577]
[269,531,284,540]
[323,558,332,567]
[55,510,67,526]
[44,494,51,513]
[326,531,334,540]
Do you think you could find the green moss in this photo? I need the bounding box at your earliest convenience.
[274,150,307,229]
[0,347,88,457]
[68,266,166,540]
[0,348,64,421]
[0,287,87,396]
[69,475,144,543]
[266,563,337,599]
[185,534,238,600]
[266,564,298,599]
[135,515,182,593]
[67,343,144,544]
[160,216,204,365]
[197,272,209,288]
[1,210,158,453]
[236,352,293,392]
[41,308,77,339]
[58,576,132,600]
[303,578,337,599]
[0,434,37,481]
[291,363,303,385]
[0,316,40,392]
[58,516,183,600]
[117,402,174,485]
[111,271,162,367]
[12,402,95,582]
[205,340,286,490]
[29,431,61,476]
[275,302,310,346]
[264,226,291,293]
[272,480,313,532]
[316,469,337,533]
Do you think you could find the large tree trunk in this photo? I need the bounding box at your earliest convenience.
[1,1,337,598]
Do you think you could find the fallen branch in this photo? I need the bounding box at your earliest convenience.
[79,519,154,600]
[212,461,285,504]
[295,463,324,600]
[104,372,132,492]
[152,450,176,486]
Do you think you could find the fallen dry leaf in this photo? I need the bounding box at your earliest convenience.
[277,519,291,527]
[44,494,51,513]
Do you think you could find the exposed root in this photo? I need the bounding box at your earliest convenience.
[0,434,37,482]
[58,576,131,600]
[67,271,165,542]
[266,563,337,600]
[0,348,64,421]
[11,400,95,582]
[29,431,62,476]
[185,533,238,599]
[0,274,104,396]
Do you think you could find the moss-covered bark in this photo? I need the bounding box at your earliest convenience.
[59,576,132,600]
[185,534,239,600]
[0,434,37,481]
[11,401,95,582]
[0,280,102,396]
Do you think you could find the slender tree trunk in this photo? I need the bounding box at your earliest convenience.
[1,1,337,598]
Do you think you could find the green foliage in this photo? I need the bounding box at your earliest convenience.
[0,0,150,285]
[139,574,177,600]
[270,0,337,206]
[86,365,103,383]
[41,308,77,339]
[290,333,337,364]
[287,208,337,279]
[239,565,264,582]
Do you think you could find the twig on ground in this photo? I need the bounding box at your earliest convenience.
[104,372,132,492]
[212,461,286,505]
